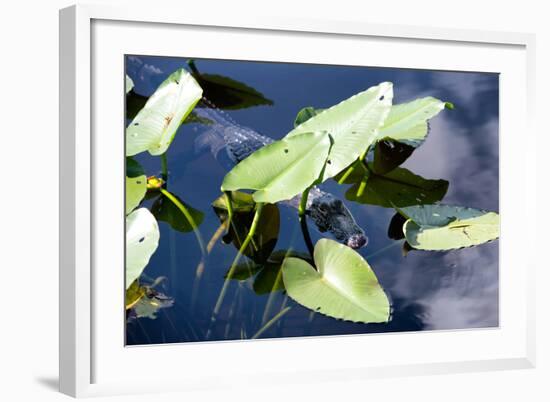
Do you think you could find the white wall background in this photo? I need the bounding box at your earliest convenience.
[0,0,547,400]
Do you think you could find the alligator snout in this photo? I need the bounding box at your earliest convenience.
[346,234,368,249]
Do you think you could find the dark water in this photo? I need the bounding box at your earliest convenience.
[126,55,499,345]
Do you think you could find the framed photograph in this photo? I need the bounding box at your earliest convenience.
[59,4,536,397]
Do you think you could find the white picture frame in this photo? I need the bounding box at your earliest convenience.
[59,4,536,398]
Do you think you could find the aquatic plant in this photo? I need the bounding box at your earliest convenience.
[340,166,449,208]
[187,59,273,110]
[220,131,332,204]
[213,191,280,264]
[398,204,500,250]
[282,239,390,323]
[287,82,393,181]
[216,80,499,325]
[124,67,205,313]
[126,68,202,156]
[125,208,160,289]
[124,63,500,337]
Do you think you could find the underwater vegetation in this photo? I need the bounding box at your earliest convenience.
[125,60,500,340]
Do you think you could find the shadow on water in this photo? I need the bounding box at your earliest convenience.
[125,56,499,344]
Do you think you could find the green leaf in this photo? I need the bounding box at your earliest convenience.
[126,75,134,94]
[126,157,145,178]
[224,261,263,281]
[377,97,446,146]
[286,82,393,180]
[282,239,390,323]
[126,91,211,125]
[253,263,285,294]
[212,191,257,213]
[400,205,500,250]
[126,68,203,156]
[189,60,273,110]
[344,167,449,208]
[213,191,280,263]
[126,175,147,215]
[227,250,311,293]
[293,106,324,127]
[126,208,160,289]
[372,97,446,173]
[151,192,204,233]
[252,250,311,295]
[221,131,332,204]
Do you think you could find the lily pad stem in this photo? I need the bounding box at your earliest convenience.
[337,146,371,185]
[207,203,265,339]
[298,187,315,257]
[160,152,168,181]
[252,307,292,339]
[159,188,206,254]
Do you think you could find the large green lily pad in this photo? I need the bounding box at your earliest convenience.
[377,97,446,146]
[126,68,203,156]
[287,82,393,180]
[371,97,448,174]
[400,204,500,250]
[282,239,390,323]
[126,208,160,288]
[221,131,332,204]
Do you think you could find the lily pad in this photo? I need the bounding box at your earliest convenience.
[253,263,285,295]
[126,68,203,156]
[221,131,332,204]
[344,167,449,208]
[126,90,212,125]
[282,239,390,323]
[188,59,273,110]
[126,208,160,289]
[126,157,145,178]
[371,97,447,173]
[286,82,393,180]
[126,175,147,215]
[228,250,312,293]
[400,205,500,250]
[251,250,312,295]
[377,97,446,146]
[151,192,204,233]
